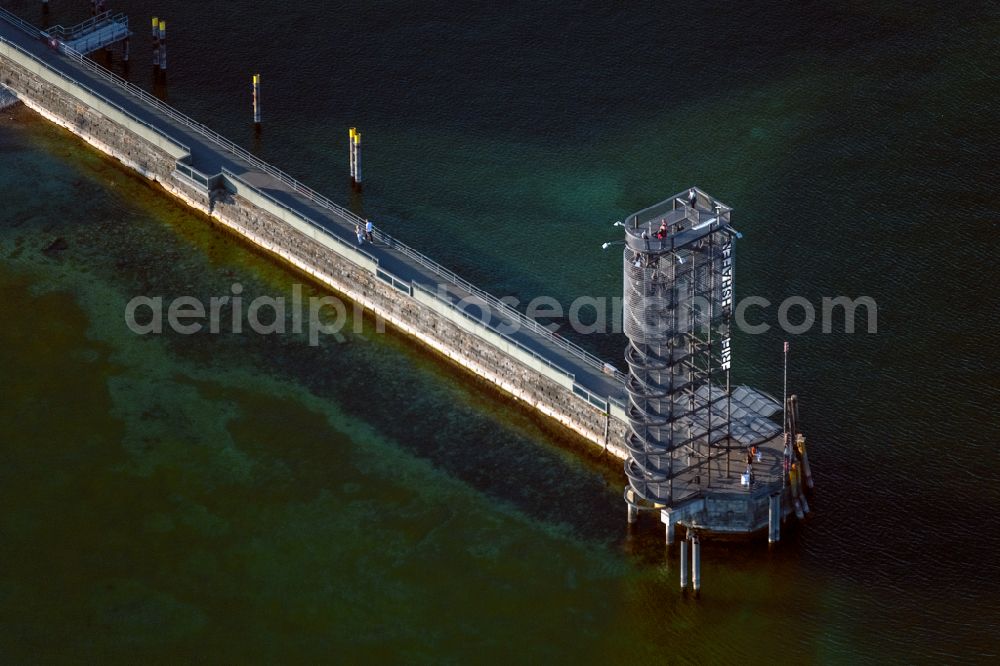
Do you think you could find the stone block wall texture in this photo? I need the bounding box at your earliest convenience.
[1,55,178,180]
[0,51,630,461]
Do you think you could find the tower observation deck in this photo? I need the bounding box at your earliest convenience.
[622,188,786,522]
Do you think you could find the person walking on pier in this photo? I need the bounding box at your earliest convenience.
[365,219,374,244]
[355,224,364,246]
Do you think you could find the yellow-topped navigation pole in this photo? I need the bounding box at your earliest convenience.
[349,128,363,188]
[252,74,262,128]
[353,129,362,187]
[151,17,159,68]
[158,20,166,75]
[349,127,356,181]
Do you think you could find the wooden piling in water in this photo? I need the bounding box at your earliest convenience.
[768,493,781,543]
[353,129,362,185]
[349,127,356,181]
[679,539,689,590]
[252,74,261,127]
[158,20,166,73]
[691,534,701,593]
[151,17,159,68]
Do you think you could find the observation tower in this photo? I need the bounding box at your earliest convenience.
[620,188,809,541]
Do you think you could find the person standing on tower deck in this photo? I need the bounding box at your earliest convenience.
[687,188,697,209]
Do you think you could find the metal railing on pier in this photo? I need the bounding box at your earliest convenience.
[0,8,627,390]
[45,11,127,42]
[0,8,41,38]
[0,35,191,156]
[220,167,379,266]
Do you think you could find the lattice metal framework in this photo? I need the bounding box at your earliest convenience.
[621,188,780,507]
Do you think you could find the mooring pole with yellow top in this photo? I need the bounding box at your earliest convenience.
[353,129,362,187]
[349,128,363,188]
[151,17,159,68]
[348,128,356,181]
[158,20,167,74]
[252,74,262,128]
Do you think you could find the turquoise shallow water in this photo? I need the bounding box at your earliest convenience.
[1,0,998,661]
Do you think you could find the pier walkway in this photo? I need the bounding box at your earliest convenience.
[44,11,130,55]
[0,11,628,417]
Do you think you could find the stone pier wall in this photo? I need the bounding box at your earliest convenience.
[0,48,630,461]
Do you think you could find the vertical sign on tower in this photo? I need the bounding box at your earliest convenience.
[720,237,733,370]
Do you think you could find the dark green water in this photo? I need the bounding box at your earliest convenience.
[1,1,998,662]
